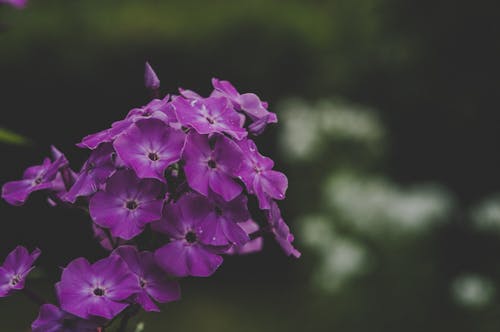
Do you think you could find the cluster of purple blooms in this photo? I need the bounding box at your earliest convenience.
[1,63,299,331]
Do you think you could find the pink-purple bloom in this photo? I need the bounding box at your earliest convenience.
[113,246,180,312]
[56,255,140,320]
[2,150,67,206]
[90,170,165,240]
[0,246,40,297]
[153,193,225,277]
[182,133,243,201]
[114,118,186,183]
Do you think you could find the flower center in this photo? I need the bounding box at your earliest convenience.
[215,206,223,216]
[33,177,43,185]
[208,159,217,169]
[126,200,138,210]
[148,152,160,161]
[86,162,96,173]
[185,231,197,244]
[10,275,21,286]
[206,116,215,124]
[93,287,105,296]
[140,277,147,288]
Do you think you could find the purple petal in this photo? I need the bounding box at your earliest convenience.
[144,62,160,90]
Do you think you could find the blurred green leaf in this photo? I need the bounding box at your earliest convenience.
[0,127,30,145]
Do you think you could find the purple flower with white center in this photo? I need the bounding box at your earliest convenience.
[200,193,250,247]
[2,152,67,206]
[212,78,277,127]
[114,246,180,312]
[0,0,27,9]
[64,143,117,203]
[226,219,263,255]
[144,62,160,90]
[182,133,243,201]
[56,255,141,320]
[172,96,247,140]
[31,304,101,332]
[0,246,41,297]
[237,139,288,209]
[153,193,224,277]
[267,202,301,258]
[114,118,186,183]
[90,169,165,240]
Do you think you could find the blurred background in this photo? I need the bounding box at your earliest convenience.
[1,0,500,331]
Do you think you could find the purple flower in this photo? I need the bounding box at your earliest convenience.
[32,304,101,332]
[153,193,224,277]
[0,0,27,9]
[2,152,66,206]
[172,96,247,140]
[56,256,141,320]
[90,170,165,240]
[0,246,41,297]
[237,139,287,209]
[226,219,263,255]
[182,133,243,201]
[114,118,186,183]
[64,143,117,203]
[199,193,250,247]
[212,78,277,130]
[144,62,160,90]
[114,246,180,312]
[267,202,301,258]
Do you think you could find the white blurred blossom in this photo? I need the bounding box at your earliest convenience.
[301,216,369,292]
[324,174,454,236]
[278,99,384,160]
[470,195,500,233]
[451,274,495,308]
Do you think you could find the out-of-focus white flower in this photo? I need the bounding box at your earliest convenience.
[278,99,384,160]
[324,174,454,237]
[470,195,500,233]
[451,274,495,309]
[301,215,369,292]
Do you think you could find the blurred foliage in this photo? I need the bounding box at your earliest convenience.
[0,127,30,145]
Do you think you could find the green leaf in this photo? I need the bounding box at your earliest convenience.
[0,127,31,145]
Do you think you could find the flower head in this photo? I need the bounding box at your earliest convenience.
[182,133,243,201]
[90,170,165,240]
[113,246,180,312]
[0,246,41,297]
[56,256,140,320]
[114,118,186,182]
[2,152,67,206]
[153,193,225,277]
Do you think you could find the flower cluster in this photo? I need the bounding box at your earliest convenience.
[1,63,299,330]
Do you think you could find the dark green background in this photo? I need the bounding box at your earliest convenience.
[1,0,500,331]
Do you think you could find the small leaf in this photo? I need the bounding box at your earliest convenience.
[0,127,30,145]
